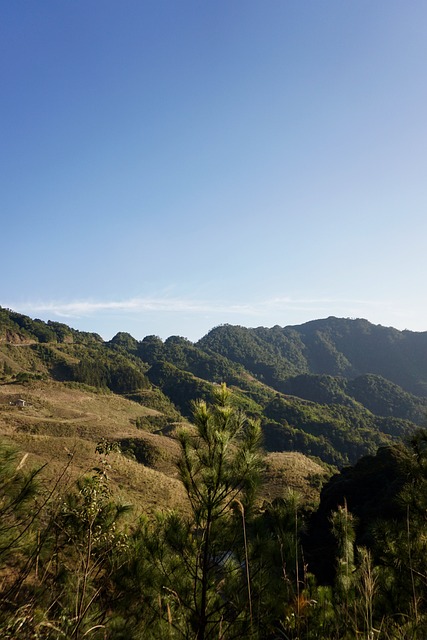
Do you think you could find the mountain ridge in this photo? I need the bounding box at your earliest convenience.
[1,307,426,475]
[198,316,427,396]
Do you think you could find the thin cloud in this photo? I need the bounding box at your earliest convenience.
[4,295,389,320]
[4,297,255,318]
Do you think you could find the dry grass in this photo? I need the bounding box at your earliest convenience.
[0,380,189,516]
[262,451,330,503]
[0,379,327,517]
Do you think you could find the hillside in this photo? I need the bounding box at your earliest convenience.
[0,309,329,511]
[2,306,427,638]
[0,379,190,516]
[198,318,427,396]
[1,307,425,500]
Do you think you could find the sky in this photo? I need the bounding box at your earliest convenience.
[1,1,426,341]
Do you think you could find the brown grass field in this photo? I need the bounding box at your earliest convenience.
[0,378,328,518]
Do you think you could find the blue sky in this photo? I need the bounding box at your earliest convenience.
[2,1,426,341]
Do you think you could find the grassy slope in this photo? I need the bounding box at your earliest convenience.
[0,378,189,516]
[9,310,415,509]
[262,451,328,504]
[0,376,325,516]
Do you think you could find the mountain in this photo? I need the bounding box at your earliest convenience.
[1,307,426,477]
[3,307,427,638]
[198,317,427,396]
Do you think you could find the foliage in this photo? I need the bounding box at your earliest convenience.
[0,444,42,574]
[283,371,427,425]
[198,317,427,396]
[66,351,149,394]
[108,332,139,353]
[170,383,263,638]
[146,361,214,417]
[261,394,413,466]
[1,307,425,470]
[0,306,103,345]
[1,395,427,638]
[347,373,427,424]
[0,441,131,639]
[111,384,265,639]
[126,387,182,422]
[119,438,161,466]
[39,469,131,639]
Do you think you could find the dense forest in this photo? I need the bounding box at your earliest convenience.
[1,307,427,638]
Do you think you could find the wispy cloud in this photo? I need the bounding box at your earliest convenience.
[262,296,385,313]
[4,295,387,320]
[6,295,417,337]
[4,297,257,318]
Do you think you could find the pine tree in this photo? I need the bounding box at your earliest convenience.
[163,383,263,639]
[0,443,44,614]
[330,502,357,638]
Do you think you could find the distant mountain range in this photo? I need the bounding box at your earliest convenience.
[1,307,426,469]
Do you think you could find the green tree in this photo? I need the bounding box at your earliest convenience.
[370,430,427,635]
[23,444,132,640]
[0,444,42,599]
[179,384,262,638]
[131,385,262,640]
[330,502,357,637]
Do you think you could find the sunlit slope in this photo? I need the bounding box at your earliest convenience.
[1,307,423,475]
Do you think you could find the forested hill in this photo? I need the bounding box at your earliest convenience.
[198,317,427,397]
[1,307,427,467]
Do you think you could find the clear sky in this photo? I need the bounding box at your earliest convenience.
[2,1,426,341]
